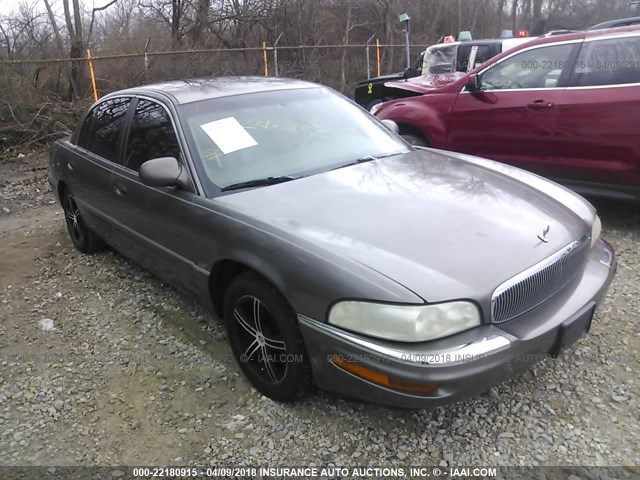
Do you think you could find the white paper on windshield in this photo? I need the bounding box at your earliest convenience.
[200,117,257,154]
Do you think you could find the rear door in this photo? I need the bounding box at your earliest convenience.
[67,97,132,249]
[446,41,579,176]
[552,33,640,192]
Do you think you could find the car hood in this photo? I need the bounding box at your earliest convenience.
[384,72,466,94]
[358,72,406,85]
[216,149,589,304]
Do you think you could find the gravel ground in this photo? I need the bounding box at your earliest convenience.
[0,151,639,470]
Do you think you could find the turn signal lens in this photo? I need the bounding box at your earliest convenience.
[331,355,437,394]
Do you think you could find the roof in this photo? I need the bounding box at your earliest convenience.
[488,24,640,57]
[460,38,504,46]
[583,23,640,38]
[589,16,640,30]
[462,24,640,75]
[114,76,320,105]
[426,42,461,51]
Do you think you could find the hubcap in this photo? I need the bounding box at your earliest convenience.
[233,295,287,383]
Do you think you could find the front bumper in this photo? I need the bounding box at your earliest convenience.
[299,239,616,408]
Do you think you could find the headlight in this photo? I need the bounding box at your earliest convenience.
[328,300,481,343]
[590,215,602,248]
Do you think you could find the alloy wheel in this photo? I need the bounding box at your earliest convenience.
[64,194,85,244]
[233,295,288,384]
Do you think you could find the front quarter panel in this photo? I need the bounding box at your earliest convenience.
[192,196,423,322]
[375,93,458,148]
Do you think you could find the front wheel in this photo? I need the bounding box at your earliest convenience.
[61,189,103,254]
[223,273,311,402]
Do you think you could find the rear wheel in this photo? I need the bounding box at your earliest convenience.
[61,189,102,254]
[223,273,311,402]
[401,134,430,147]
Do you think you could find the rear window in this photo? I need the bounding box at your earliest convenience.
[77,97,131,163]
[571,36,640,87]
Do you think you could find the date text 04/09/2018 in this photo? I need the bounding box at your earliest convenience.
[132,466,499,478]
[245,467,495,477]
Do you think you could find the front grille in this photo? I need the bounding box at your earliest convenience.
[491,236,590,323]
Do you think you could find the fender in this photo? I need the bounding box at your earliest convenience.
[375,93,458,149]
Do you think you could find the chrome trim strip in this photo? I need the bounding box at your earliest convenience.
[460,82,640,94]
[299,315,511,366]
[563,82,640,90]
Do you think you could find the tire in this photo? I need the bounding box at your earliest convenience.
[223,272,311,402]
[61,189,103,254]
[401,134,430,147]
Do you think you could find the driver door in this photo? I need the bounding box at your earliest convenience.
[109,98,210,298]
[446,42,580,177]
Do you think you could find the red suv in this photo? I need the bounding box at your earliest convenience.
[374,26,640,201]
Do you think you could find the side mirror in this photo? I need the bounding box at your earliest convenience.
[139,157,190,190]
[466,74,482,92]
[381,119,400,134]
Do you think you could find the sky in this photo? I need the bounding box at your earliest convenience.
[0,0,43,18]
[0,0,122,20]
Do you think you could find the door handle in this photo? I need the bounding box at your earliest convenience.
[113,183,127,196]
[527,100,555,110]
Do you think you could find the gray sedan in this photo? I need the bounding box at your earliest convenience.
[48,77,615,407]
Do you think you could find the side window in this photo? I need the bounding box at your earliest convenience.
[480,43,574,90]
[125,99,181,172]
[458,45,493,72]
[472,46,494,69]
[77,98,130,163]
[570,37,640,87]
[456,45,472,72]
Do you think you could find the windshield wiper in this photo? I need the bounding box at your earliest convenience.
[221,175,299,192]
[331,151,406,171]
[354,155,378,164]
[372,151,407,160]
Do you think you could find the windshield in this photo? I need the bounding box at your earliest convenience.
[421,44,458,74]
[179,87,409,195]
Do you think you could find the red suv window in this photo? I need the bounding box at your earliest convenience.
[480,43,574,90]
[571,36,640,86]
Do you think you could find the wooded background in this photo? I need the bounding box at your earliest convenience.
[1,0,639,152]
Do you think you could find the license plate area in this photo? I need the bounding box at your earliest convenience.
[550,305,595,358]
